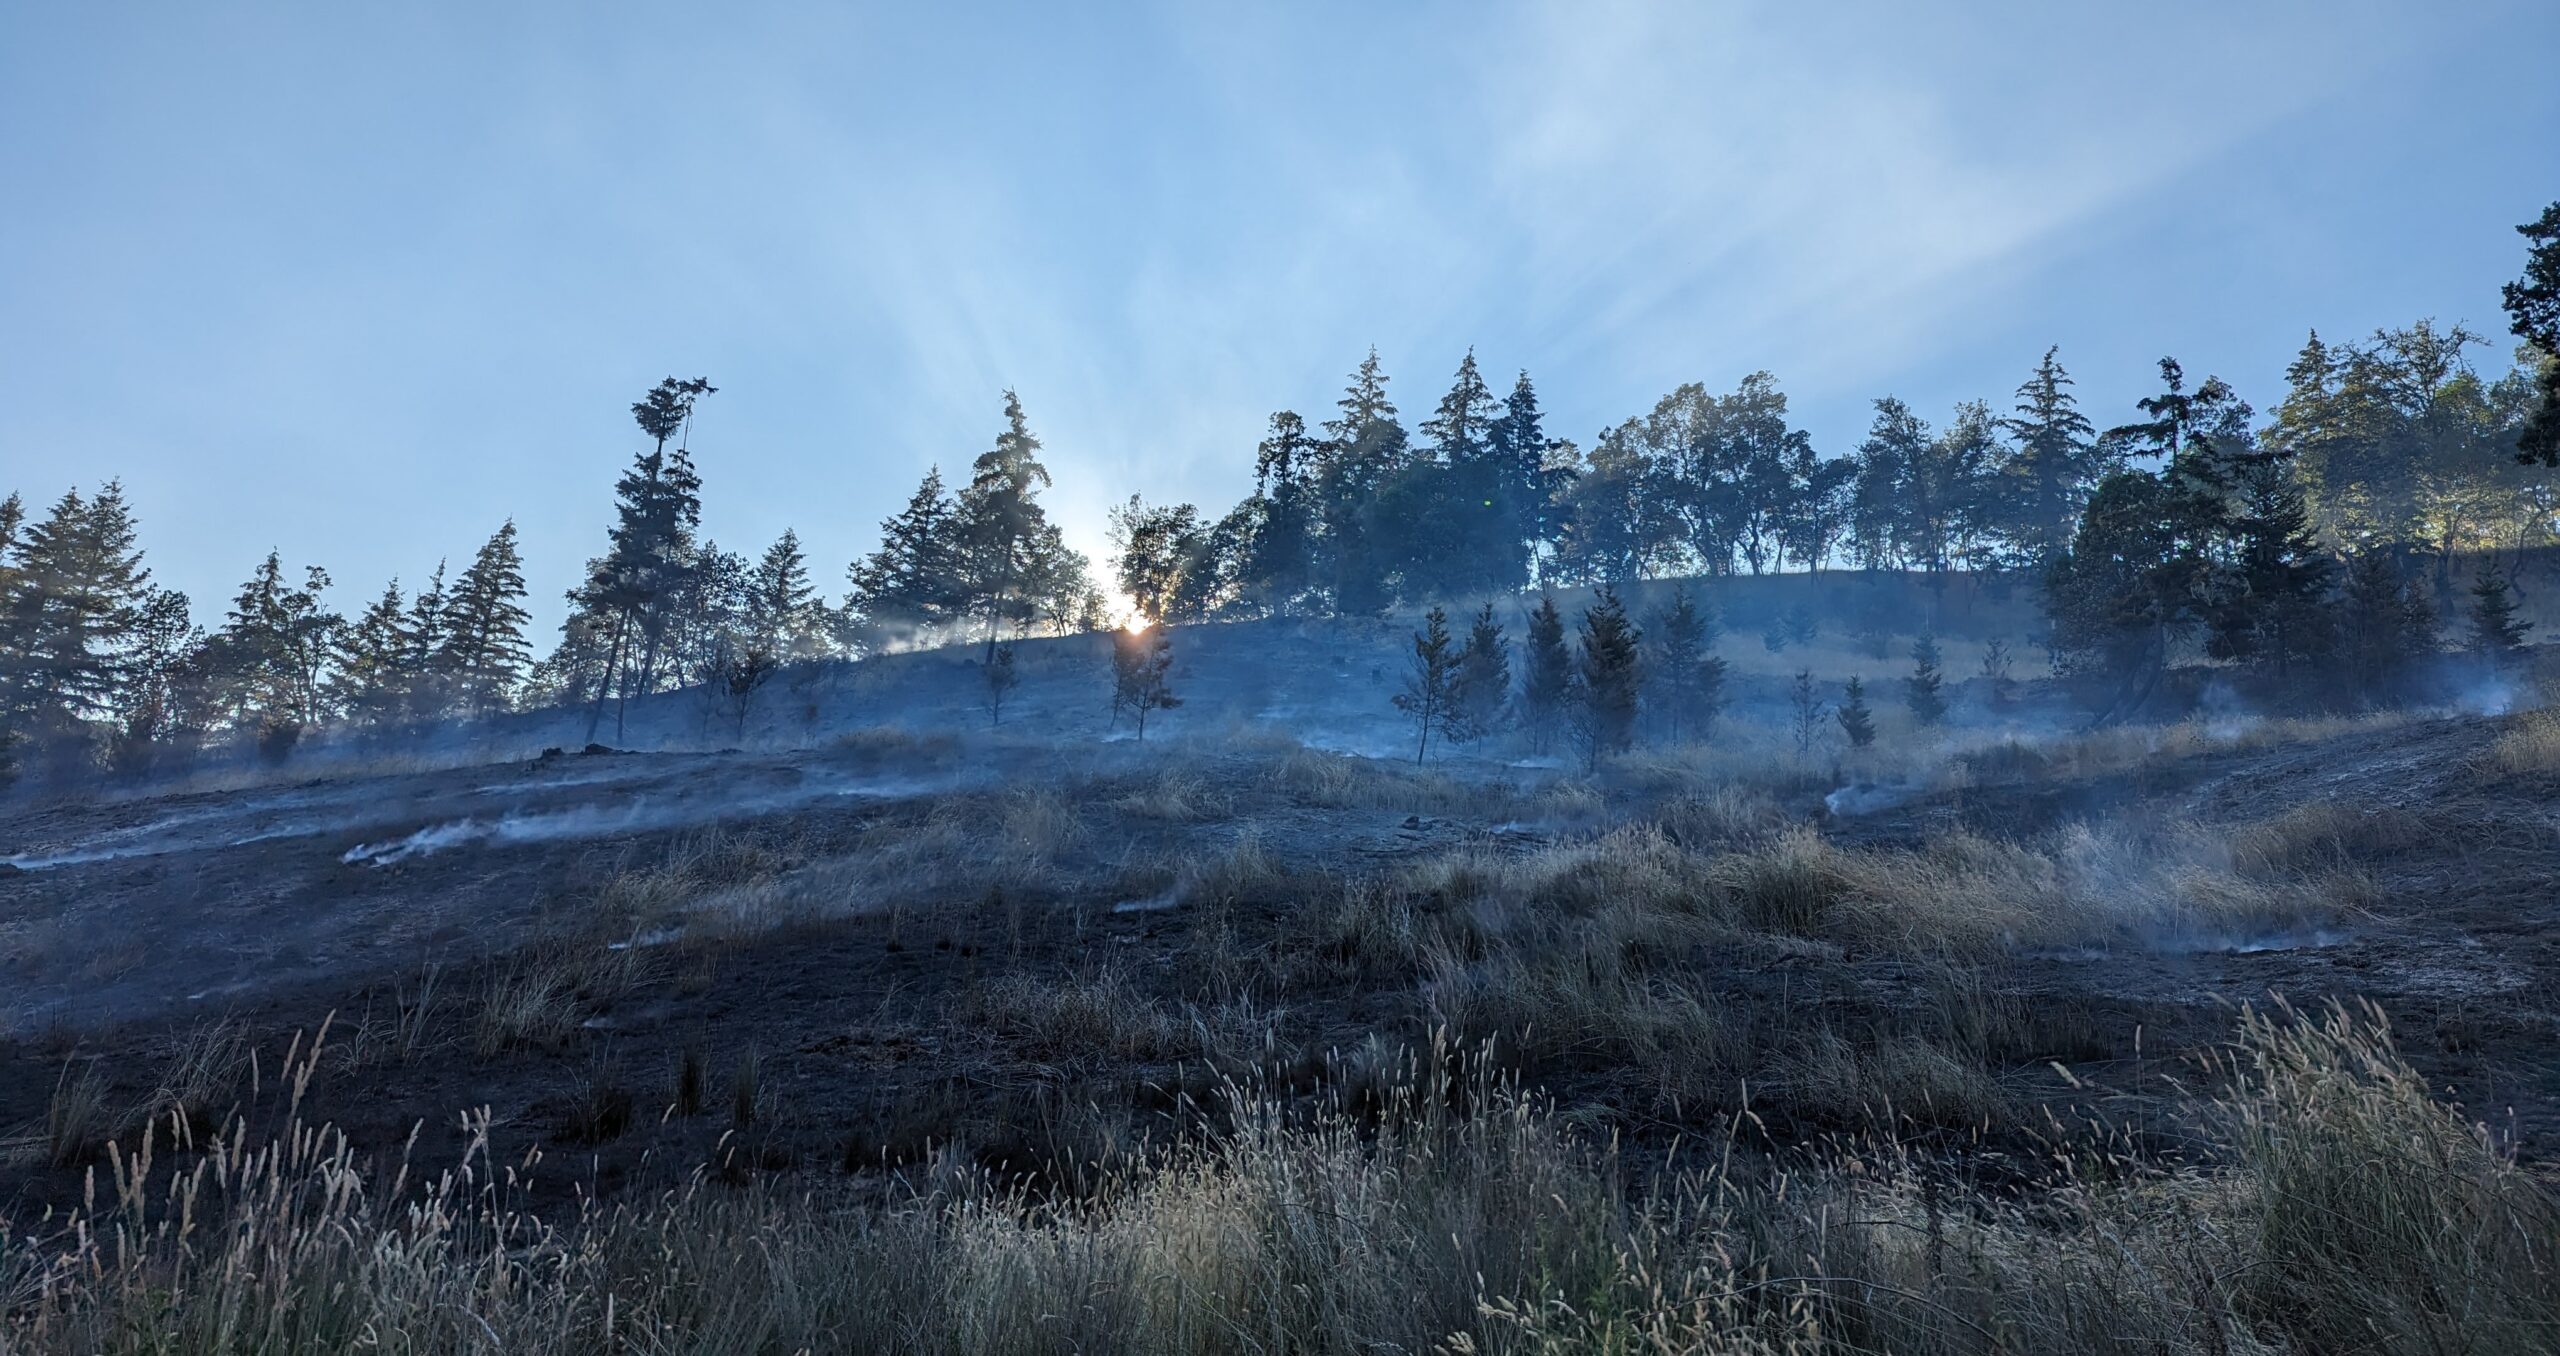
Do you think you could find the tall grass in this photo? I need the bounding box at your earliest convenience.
[6,1006,2550,1353]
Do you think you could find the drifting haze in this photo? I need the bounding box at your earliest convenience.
[3,0,2553,634]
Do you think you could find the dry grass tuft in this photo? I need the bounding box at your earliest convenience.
[472,957,583,1055]
[1709,824,1858,934]
[2485,708,2560,773]
[2226,800,2426,876]
[149,1020,250,1133]
[45,1060,113,1168]
[2215,1000,2560,1351]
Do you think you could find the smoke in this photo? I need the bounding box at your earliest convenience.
[341,773,948,867]
[1823,780,1915,816]
[2453,673,2520,716]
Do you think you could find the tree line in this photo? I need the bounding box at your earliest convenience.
[3,202,2553,784]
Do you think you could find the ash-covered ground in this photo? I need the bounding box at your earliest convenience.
[6,610,2560,1217]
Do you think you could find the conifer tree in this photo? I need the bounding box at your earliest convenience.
[745,528,825,660]
[1111,624,1180,739]
[1571,587,1641,768]
[440,521,534,717]
[2341,550,2436,705]
[1979,638,2017,711]
[1788,669,1824,756]
[847,467,967,644]
[331,579,415,728]
[1836,676,1876,748]
[1394,605,1462,763]
[3,483,155,732]
[1517,593,1576,755]
[2208,448,2333,679]
[403,559,451,718]
[1905,634,1947,726]
[1645,586,1726,743]
[1489,371,1564,583]
[1996,347,2103,567]
[1317,349,1408,616]
[1418,349,1513,596]
[1450,602,1511,744]
[957,390,1087,657]
[2502,201,2560,466]
[2469,570,2532,666]
[218,552,341,749]
[1242,411,1319,614]
[576,376,714,740]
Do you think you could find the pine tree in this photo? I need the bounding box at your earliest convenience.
[2208,448,2334,679]
[1996,347,2103,567]
[1645,586,1726,743]
[1394,606,1463,763]
[847,467,967,644]
[3,483,155,732]
[2469,570,2532,666]
[1111,625,1180,740]
[330,579,415,728]
[1317,349,1408,616]
[1788,669,1824,756]
[576,376,714,740]
[1836,677,1876,748]
[1517,593,1576,755]
[218,552,341,752]
[1450,603,1511,744]
[745,529,825,660]
[1905,635,1947,726]
[1979,638,2018,711]
[403,559,451,718]
[439,521,534,717]
[1242,411,1319,615]
[2340,550,2436,705]
[1419,349,1513,596]
[2503,201,2560,466]
[958,390,1088,657]
[1571,587,1641,768]
[1489,370,1564,583]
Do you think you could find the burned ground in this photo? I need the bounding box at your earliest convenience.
[6,660,2559,1234]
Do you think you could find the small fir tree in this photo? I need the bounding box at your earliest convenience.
[1571,587,1641,768]
[1646,586,1726,742]
[1785,602,1818,648]
[1978,637,2017,711]
[1517,593,1576,755]
[2341,551,2436,705]
[1788,669,1824,756]
[1450,602,1511,744]
[2470,571,2533,666]
[1394,605,1462,763]
[1836,676,1876,748]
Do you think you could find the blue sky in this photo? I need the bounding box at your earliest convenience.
[5,2,2555,633]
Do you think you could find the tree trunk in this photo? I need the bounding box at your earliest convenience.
[585,609,630,745]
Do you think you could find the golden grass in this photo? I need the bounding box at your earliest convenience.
[9,1006,2549,1354]
[2484,708,2560,773]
